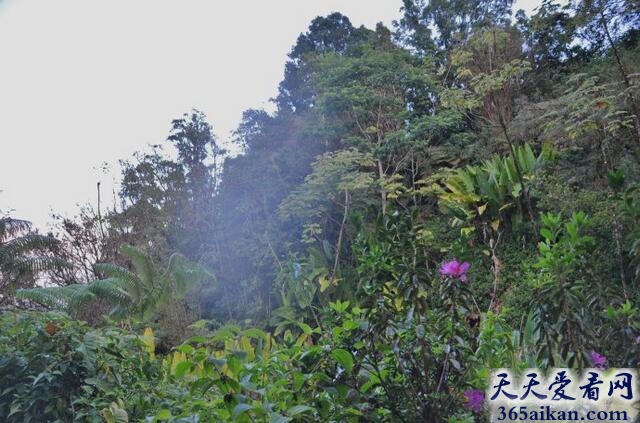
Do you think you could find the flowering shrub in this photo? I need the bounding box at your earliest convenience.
[463,389,485,413]
[439,259,471,282]
[590,351,607,369]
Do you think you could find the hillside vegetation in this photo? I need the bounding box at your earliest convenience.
[1,0,640,421]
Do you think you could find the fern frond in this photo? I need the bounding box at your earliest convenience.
[11,256,71,274]
[66,286,98,310]
[16,285,84,310]
[86,278,133,304]
[164,253,213,297]
[14,244,210,321]
[0,234,58,262]
[93,263,141,299]
[0,217,32,242]
[120,244,156,291]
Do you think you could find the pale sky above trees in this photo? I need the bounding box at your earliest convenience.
[0,0,541,230]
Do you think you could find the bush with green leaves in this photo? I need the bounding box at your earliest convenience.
[0,310,162,423]
[0,307,453,422]
[528,211,603,367]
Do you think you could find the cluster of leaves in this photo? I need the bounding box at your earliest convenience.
[0,270,485,423]
[0,311,160,423]
[438,143,543,229]
[3,0,640,420]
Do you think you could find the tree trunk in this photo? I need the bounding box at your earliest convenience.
[377,159,387,216]
[332,190,349,280]
[599,131,629,299]
[600,9,640,147]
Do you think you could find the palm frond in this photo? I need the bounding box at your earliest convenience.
[0,234,58,262]
[120,244,156,291]
[93,263,141,300]
[0,217,32,242]
[164,252,213,298]
[66,286,98,310]
[13,243,209,322]
[164,253,190,295]
[10,256,71,274]
[86,277,134,304]
[16,284,84,310]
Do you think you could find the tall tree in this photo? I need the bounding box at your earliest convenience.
[313,27,436,216]
[166,110,226,258]
[396,0,514,54]
[46,206,121,285]
[276,12,368,113]
[211,110,323,320]
[516,0,578,72]
[208,15,382,320]
[168,110,226,197]
[117,146,185,263]
[444,26,536,226]
[116,110,224,262]
[572,0,640,145]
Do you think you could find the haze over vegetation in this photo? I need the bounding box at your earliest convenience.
[1,0,639,421]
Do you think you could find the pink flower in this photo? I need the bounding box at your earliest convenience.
[439,259,471,282]
[635,335,640,344]
[463,389,484,413]
[590,351,607,369]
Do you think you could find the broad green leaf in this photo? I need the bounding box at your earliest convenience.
[287,405,314,416]
[242,328,267,339]
[298,322,313,335]
[232,403,254,419]
[154,409,171,421]
[176,344,194,354]
[174,360,192,378]
[331,349,354,374]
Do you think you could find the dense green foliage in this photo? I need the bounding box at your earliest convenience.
[2,0,640,421]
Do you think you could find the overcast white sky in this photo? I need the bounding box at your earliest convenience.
[0,0,543,231]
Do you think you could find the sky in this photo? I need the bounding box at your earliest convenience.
[0,0,544,231]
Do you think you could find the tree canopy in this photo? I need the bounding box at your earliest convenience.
[2,1,640,421]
